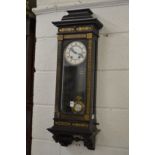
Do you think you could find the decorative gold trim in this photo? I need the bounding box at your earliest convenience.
[58,26,93,33]
[55,121,88,128]
[84,114,90,121]
[64,34,87,39]
[76,26,93,32]
[59,113,89,121]
[55,121,71,126]
[59,27,75,32]
[57,35,63,40]
[86,36,93,115]
[72,122,88,128]
[87,33,93,39]
[60,113,84,120]
[58,33,92,40]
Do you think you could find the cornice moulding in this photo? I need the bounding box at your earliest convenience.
[32,0,129,15]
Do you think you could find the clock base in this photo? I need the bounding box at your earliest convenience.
[47,126,100,150]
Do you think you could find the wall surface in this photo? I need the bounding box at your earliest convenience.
[32,0,129,155]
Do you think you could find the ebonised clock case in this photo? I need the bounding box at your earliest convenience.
[47,8,103,150]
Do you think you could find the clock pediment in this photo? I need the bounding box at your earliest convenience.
[52,8,103,30]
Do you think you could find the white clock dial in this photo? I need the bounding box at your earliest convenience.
[64,41,87,65]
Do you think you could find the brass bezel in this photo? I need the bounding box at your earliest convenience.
[72,100,85,113]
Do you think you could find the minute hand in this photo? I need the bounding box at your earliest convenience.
[70,48,77,54]
[70,48,84,58]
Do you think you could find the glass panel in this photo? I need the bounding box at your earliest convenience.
[61,41,87,115]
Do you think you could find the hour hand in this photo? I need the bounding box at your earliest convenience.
[78,53,84,58]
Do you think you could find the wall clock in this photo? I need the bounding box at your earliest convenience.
[48,8,103,150]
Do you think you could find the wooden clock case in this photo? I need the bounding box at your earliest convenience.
[47,9,103,150]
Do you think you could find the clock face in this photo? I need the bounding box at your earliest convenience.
[64,41,87,65]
